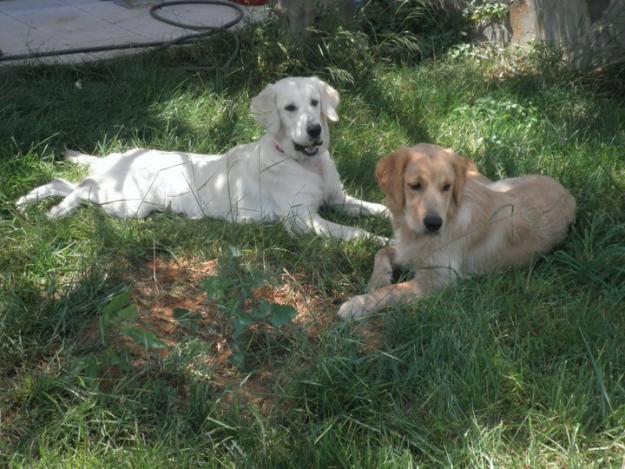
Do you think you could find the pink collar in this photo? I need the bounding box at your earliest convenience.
[273,140,285,154]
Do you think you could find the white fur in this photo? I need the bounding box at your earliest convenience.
[16,76,389,241]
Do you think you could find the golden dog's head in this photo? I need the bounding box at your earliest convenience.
[376,144,469,235]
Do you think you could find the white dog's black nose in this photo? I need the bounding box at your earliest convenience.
[424,214,442,232]
[307,123,322,139]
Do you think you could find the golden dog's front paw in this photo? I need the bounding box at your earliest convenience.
[337,295,369,321]
[367,246,395,290]
[368,264,393,290]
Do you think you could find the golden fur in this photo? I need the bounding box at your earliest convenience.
[338,143,576,320]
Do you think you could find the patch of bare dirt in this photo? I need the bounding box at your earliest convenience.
[83,256,338,410]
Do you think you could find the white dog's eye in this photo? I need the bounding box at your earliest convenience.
[442,183,451,192]
[409,182,422,191]
[285,104,297,112]
[311,99,319,107]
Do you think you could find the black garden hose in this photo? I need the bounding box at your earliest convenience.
[0,0,245,67]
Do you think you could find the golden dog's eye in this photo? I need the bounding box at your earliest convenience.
[311,99,319,107]
[409,182,422,191]
[285,104,297,112]
[442,183,451,192]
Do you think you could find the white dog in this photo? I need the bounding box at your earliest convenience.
[17,76,389,241]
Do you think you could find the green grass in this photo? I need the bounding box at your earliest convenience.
[1,16,625,467]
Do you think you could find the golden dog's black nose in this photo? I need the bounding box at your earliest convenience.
[424,214,442,232]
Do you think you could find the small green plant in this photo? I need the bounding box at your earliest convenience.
[452,96,538,124]
[463,0,509,24]
[98,290,164,349]
[185,248,296,368]
[74,290,165,385]
[447,42,478,60]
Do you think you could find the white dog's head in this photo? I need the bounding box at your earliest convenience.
[251,76,339,160]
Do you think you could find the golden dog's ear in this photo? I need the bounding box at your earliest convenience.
[376,148,410,210]
[452,154,469,207]
[466,159,480,176]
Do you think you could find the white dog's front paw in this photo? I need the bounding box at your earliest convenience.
[379,206,392,219]
[15,196,28,214]
[337,295,369,321]
[375,235,390,245]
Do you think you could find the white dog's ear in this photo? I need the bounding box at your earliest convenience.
[311,77,339,122]
[251,84,280,134]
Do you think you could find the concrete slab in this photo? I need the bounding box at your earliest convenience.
[0,0,65,11]
[0,17,48,55]
[0,0,267,65]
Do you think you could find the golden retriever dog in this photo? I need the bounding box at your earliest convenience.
[338,143,576,320]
